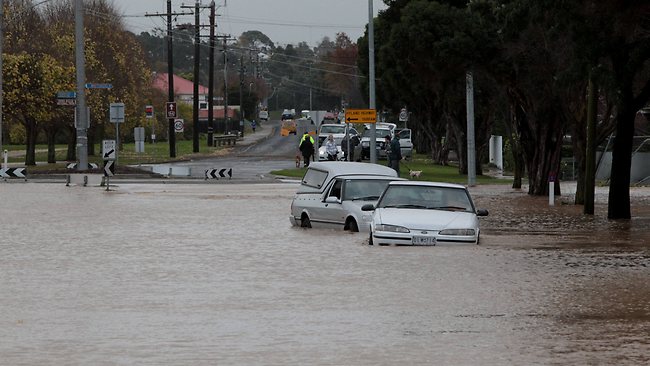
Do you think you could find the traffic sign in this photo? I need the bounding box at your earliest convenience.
[57,91,76,99]
[57,98,76,106]
[85,83,113,89]
[166,102,177,118]
[109,103,125,123]
[0,167,26,178]
[345,109,376,124]
[174,119,184,133]
[104,160,115,177]
[56,91,76,106]
[103,140,116,160]
[399,108,409,122]
[145,105,154,118]
[205,168,232,180]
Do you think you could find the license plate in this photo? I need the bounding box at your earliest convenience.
[412,236,436,245]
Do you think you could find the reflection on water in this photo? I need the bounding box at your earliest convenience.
[0,182,648,365]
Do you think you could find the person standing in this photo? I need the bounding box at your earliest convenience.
[341,134,360,161]
[385,135,402,175]
[299,132,315,167]
[325,134,338,161]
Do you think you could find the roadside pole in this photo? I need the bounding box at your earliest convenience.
[75,0,88,171]
[368,0,377,164]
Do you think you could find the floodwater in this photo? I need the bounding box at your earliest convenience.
[1,181,649,365]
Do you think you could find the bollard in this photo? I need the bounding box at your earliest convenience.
[66,175,71,187]
[83,175,88,187]
[3,150,7,170]
[548,173,556,206]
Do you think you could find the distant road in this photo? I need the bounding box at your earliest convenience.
[160,118,319,180]
[237,118,317,159]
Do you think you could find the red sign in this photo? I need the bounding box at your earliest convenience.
[145,105,154,118]
[166,102,177,119]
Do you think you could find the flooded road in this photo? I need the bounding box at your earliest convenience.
[1,182,649,365]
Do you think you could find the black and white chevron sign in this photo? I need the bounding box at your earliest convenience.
[0,167,26,178]
[205,168,232,179]
[67,162,99,169]
[104,160,115,177]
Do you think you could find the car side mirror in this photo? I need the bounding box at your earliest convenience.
[476,209,489,217]
[361,204,375,211]
[325,196,340,204]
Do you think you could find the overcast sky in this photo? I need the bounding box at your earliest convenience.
[110,0,388,46]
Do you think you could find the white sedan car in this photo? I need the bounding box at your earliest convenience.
[362,181,489,245]
[290,162,403,232]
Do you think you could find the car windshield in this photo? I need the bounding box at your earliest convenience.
[320,125,345,134]
[363,129,391,139]
[343,179,394,201]
[378,185,474,212]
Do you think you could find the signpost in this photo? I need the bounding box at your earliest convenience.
[56,91,77,106]
[109,103,125,163]
[145,105,154,118]
[85,83,113,89]
[174,119,184,133]
[166,102,177,119]
[345,109,376,124]
[399,108,409,123]
[103,139,116,191]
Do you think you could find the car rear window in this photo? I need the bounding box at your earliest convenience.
[301,168,329,189]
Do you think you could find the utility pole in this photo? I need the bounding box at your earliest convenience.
[0,0,4,164]
[368,0,377,164]
[75,0,88,171]
[223,37,229,133]
[239,55,245,138]
[207,1,215,146]
[466,71,476,186]
[217,35,234,133]
[180,1,202,153]
[146,2,191,158]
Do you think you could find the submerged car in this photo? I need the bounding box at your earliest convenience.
[362,181,489,245]
[289,162,403,232]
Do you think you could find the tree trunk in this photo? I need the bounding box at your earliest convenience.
[607,106,634,219]
[67,125,76,161]
[24,119,37,166]
[46,128,57,164]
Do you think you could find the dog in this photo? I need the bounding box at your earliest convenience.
[295,154,301,168]
[409,170,422,179]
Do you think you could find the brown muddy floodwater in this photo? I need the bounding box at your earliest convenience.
[0,182,649,365]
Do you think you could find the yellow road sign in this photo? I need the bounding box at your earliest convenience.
[345,109,376,124]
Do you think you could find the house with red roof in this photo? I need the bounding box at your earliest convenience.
[152,72,241,133]
[152,72,209,104]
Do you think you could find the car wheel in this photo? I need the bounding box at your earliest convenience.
[301,214,312,228]
[368,231,374,245]
[348,219,359,232]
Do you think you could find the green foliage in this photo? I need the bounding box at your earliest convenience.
[9,124,26,144]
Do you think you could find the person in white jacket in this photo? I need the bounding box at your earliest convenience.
[325,134,339,161]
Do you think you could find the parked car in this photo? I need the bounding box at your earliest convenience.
[362,181,489,245]
[289,162,403,232]
[360,126,393,159]
[281,109,296,120]
[395,128,413,159]
[318,124,358,146]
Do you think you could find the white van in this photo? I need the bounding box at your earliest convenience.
[289,162,403,232]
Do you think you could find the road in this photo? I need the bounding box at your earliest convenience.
[143,118,318,181]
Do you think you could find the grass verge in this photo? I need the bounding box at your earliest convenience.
[271,154,513,185]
